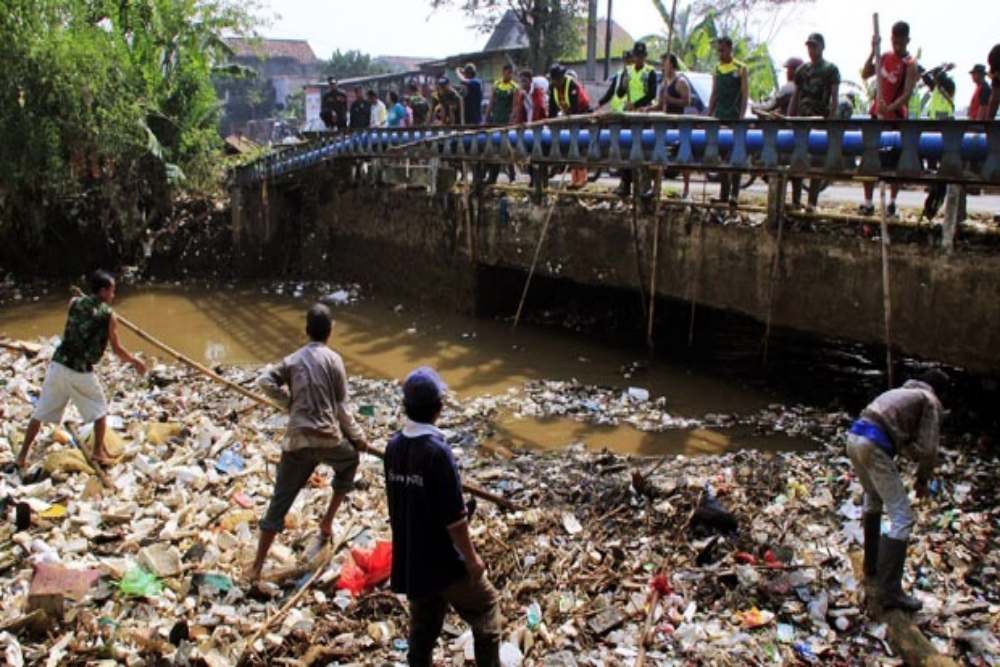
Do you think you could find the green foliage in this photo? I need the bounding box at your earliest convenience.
[645,2,786,101]
[0,0,258,249]
[430,0,586,73]
[325,49,392,80]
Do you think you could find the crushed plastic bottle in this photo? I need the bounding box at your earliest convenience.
[526,601,542,630]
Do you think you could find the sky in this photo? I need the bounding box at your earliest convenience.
[262,0,996,108]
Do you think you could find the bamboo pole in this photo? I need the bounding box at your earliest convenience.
[646,169,664,352]
[873,13,895,388]
[634,583,661,667]
[761,175,787,365]
[631,182,649,323]
[513,171,569,329]
[71,288,517,510]
[689,180,707,346]
[666,0,679,57]
[238,518,358,665]
[71,288,287,413]
[63,423,114,489]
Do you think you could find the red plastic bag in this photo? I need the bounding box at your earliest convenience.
[336,541,393,595]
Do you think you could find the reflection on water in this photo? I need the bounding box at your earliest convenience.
[493,416,816,456]
[0,285,815,455]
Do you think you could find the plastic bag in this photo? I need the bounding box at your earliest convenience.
[146,422,183,446]
[215,449,245,475]
[336,541,392,595]
[118,567,163,598]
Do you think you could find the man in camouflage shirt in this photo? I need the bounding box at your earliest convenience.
[16,270,146,472]
[788,33,841,210]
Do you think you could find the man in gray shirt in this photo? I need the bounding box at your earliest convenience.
[845,370,946,613]
[248,304,369,583]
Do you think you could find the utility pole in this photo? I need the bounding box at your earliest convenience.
[603,0,613,80]
[586,0,598,81]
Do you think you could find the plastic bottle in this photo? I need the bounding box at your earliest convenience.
[526,601,542,630]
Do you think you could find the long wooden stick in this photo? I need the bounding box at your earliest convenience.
[63,422,114,489]
[646,169,664,352]
[635,581,662,667]
[72,288,288,413]
[631,183,649,323]
[873,13,895,388]
[238,518,358,665]
[688,199,705,346]
[0,338,42,356]
[513,171,569,329]
[666,0,679,58]
[761,175,786,365]
[72,289,517,510]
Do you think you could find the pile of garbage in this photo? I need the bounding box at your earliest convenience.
[0,343,997,666]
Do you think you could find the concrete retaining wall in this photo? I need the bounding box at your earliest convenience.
[234,178,1000,374]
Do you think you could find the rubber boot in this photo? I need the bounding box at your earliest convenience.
[862,512,881,581]
[877,536,923,612]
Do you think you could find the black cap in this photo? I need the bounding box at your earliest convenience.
[633,41,647,56]
[437,76,450,86]
[970,64,987,75]
[806,33,825,48]
[549,63,566,78]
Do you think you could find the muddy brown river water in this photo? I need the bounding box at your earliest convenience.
[0,285,818,456]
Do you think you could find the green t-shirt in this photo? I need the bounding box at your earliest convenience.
[52,295,112,372]
[713,60,745,121]
[490,79,518,124]
[794,59,841,118]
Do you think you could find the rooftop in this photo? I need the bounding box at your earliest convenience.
[482,10,633,60]
[224,37,319,64]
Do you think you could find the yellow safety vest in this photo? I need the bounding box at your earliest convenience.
[610,70,628,112]
[628,64,655,104]
[927,89,954,119]
[554,76,575,112]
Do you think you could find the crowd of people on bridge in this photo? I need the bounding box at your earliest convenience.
[319,28,999,216]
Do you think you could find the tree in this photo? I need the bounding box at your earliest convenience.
[430,0,586,73]
[0,0,259,262]
[325,50,392,80]
[645,0,813,101]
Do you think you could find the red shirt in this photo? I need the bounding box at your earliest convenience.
[870,51,914,119]
[969,82,991,120]
[529,86,547,121]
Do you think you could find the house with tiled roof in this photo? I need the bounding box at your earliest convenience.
[216,37,325,137]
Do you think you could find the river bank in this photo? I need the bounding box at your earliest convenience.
[0,336,997,665]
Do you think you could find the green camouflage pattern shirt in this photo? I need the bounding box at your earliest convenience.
[52,295,113,372]
[793,59,841,118]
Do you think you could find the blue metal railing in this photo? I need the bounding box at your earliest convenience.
[234,117,1000,187]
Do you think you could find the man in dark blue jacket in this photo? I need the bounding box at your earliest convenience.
[384,367,501,666]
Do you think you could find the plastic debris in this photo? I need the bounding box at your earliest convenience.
[336,541,392,596]
[736,607,775,629]
[214,448,246,475]
[118,567,163,598]
[0,334,996,665]
[42,449,94,476]
[138,544,183,578]
[146,422,183,445]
